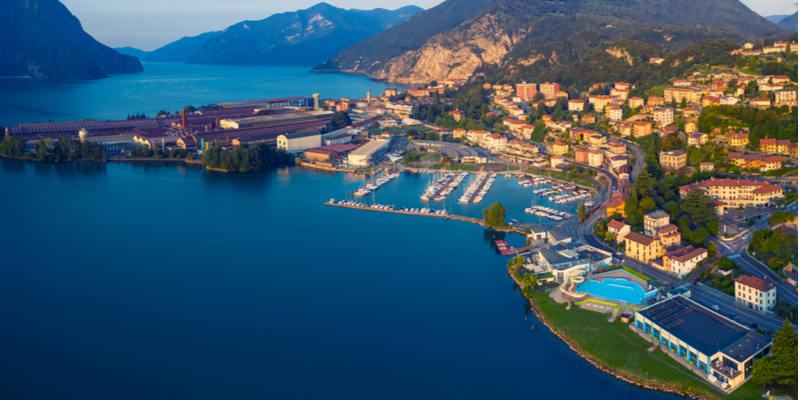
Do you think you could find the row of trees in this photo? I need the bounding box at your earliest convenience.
[0,137,106,162]
[200,143,293,172]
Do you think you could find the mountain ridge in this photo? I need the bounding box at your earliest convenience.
[0,0,142,79]
[314,0,790,84]
[186,3,424,66]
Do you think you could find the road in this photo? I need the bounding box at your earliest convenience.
[621,139,645,179]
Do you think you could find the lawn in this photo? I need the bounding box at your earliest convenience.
[624,266,655,282]
[533,293,765,399]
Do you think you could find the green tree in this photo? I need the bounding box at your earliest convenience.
[707,220,719,236]
[753,319,798,386]
[578,203,586,222]
[331,111,352,129]
[664,200,680,218]
[371,121,380,129]
[639,197,656,212]
[482,202,507,228]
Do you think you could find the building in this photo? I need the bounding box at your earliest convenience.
[632,121,652,138]
[748,98,771,109]
[663,246,707,276]
[624,232,664,263]
[539,83,560,99]
[628,97,644,109]
[516,82,538,101]
[604,192,629,217]
[218,110,332,130]
[607,106,623,121]
[734,275,776,312]
[673,80,692,87]
[575,148,589,163]
[634,295,771,390]
[304,143,359,162]
[607,141,626,155]
[276,130,322,153]
[653,107,674,127]
[607,220,630,243]
[484,134,508,153]
[552,139,569,156]
[608,155,628,170]
[759,138,792,154]
[448,110,465,122]
[699,162,715,172]
[568,99,585,112]
[582,114,597,124]
[347,139,390,166]
[679,178,784,209]
[452,129,466,139]
[550,155,565,168]
[774,89,797,107]
[728,133,749,147]
[655,224,682,249]
[684,118,698,133]
[588,150,604,167]
[660,149,687,170]
[688,132,708,147]
[648,96,665,106]
[644,210,670,237]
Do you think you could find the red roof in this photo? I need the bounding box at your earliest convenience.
[760,138,776,145]
[734,275,775,292]
[729,133,749,140]
[607,220,628,230]
[625,232,655,246]
[752,185,783,194]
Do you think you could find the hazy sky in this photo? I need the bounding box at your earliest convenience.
[61,0,798,51]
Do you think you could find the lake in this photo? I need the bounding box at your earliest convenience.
[0,63,412,127]
[0,158,682,399]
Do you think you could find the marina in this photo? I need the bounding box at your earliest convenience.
[458,172,497,204]
[524,205,573,221]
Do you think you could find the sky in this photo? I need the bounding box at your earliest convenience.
[61,0,798,51]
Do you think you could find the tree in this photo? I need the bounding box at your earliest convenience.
[706,220,719,236]
[664,200,680,218]
[371,121,380,129]
[679,188,718,227]
[639,197,656,212]
[578,203,586,222]
[331,111,351,129]
[708,241,717,257]
[753,319,798,386]
[482,202,507,228]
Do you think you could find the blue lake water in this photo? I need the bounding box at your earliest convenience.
[0,158,683,399]
[0,63,412,127]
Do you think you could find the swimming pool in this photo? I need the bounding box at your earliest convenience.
[575,278,655,304]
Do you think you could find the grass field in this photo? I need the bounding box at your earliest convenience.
[623,266,655,282]
[534,293,765,399]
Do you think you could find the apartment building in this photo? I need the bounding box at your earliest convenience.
[679,178,784,209]
[659,149,687,170]
[734,275,776,312]
[653,107,674,127]
[728,133,750,147]
[644,210,670,237]
[662,246,707,277]
[625,232,665,263]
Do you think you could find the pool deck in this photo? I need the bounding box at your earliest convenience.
[551,269,654,314]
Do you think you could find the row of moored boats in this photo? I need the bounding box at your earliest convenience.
[353,172,401,197]
[550,190,592,204]
[329,199,449,215]
[524,205,572,221]
[459,172,497,203]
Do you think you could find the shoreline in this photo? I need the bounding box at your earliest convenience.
[507,271,716,400]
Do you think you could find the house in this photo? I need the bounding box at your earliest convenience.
[568,99,585,112]
[484,134,508,153]
[625,232,664,263]
[550,155,565,168]
[734,275,776,313]
[552,139,569,156]
[607,141,627,155]
[628,97,645,109]
[684,118,697,133]
[673,80,692,87]
[728,133,749,147]
[688,132,708,147]
[699,162,714,172]
[644,210,670,237]
[662,246,707,276]
[605,192,629,217]
[452,129,467,139]
[607,220,630,243]
[634,295,772,391]
[658,126,679,138]
[633,121,652,138]
[588,134,606,148]
[659,149,687,170]
[575,148,589,163]
[588,150,604,167]
[653,107,674,127]
[649,57,664,64]
[774,89,798,107]
[448,110,465,121]
[648,96,665,106]
[609,155,628,169]
[763,156,783,172]
[582,114,597,124]
[748,98,771,109]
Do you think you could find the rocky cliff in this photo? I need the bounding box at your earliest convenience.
[0,0,143,79]
[316,0,790,84]
[187,3,423,65]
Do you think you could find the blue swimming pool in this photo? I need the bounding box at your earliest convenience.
[576,278,655,304]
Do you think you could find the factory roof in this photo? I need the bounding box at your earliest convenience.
[279,129,321,140]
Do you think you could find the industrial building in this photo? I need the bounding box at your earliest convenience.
[218,110,331,130]
[635,295,771,390]
[347,139,390,167]
[214,97,311,109]
[277,130,322,153]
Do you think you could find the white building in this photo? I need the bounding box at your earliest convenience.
[276,130,322,153]
[347,139,390,167]
[734,275,777,312]
[662,246,707,277]
[653,107,674,127]
[484,134,508,153]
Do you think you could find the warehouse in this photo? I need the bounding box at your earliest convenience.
[348,139,390,167]
[277,130,322,153]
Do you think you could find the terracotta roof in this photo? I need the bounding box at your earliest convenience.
[657,224,679,234]
[666,246,707,262]
[764,156,783,163]
[625,232,655,246]
[760,138,776,145]
[734,275,775,292]
[607,220,628,230]
[729,133,749,140]
[752,185,782,194]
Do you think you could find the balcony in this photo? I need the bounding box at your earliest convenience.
[711,360,741,379]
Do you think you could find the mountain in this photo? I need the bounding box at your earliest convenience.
[777,12,798,31]
[765,14,790,23]
[187,3,424,65]
[145,31,221,63]
[115,47,150,60]
[0,0,143,79]
[314,0,789,84]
